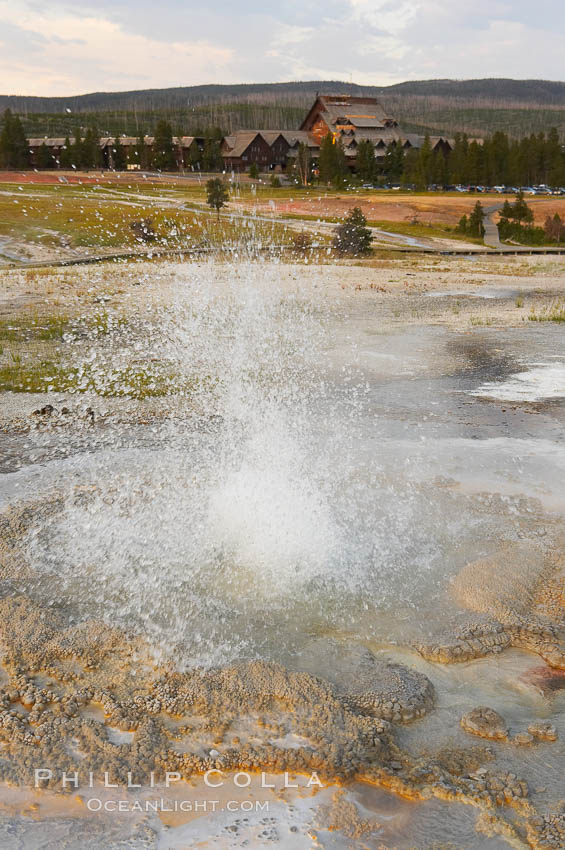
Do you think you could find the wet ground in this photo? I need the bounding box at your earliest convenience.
[0,259,564,848]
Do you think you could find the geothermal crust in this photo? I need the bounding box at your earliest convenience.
[1,493,565,848]
[416,541,565,669]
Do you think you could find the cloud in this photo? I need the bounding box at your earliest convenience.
[0,2,233,95]
[1,0,564,95]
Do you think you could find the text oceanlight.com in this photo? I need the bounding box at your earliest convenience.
[85,798,270,813]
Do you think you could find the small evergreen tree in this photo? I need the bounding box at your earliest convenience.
[510,191,533,227]
[332,207,372,255]
[249,162,259,179]
[455,214,468,234]
[206,177,229,219]
[468,201,485,237]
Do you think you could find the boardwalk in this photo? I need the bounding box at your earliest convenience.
[483,202,503,248]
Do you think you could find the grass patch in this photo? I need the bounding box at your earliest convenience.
[0,359,71,393]
[0,353,217,399]
[0,314,70,342]
[278,210,484,245]
[528,300,565,322]
[0,182,295,253]
[367,219,485,245]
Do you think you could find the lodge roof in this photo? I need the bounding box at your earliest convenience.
[222,129,318,157]
[28,138,67,147]
[28,135,199,149]
[222,131,265,158]
[300,94,394,132]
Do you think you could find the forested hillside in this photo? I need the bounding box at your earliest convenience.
[1,79,565,139]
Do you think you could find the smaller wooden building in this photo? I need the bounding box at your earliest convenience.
[221,132,273,170]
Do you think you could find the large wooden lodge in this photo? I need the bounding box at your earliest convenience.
[26,94,453,174]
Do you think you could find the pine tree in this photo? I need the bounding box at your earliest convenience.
[511,191,533,227]
[402,148,420,186]
[59,137,72,169]
[356,139,375,183]
[332,138,347,187]
[383,142,404,182]
[0,109,30,169]
[488,131,510,185]
[202,138,222,172]
[448,134,469,184]
[547,128,565,187]
[455,214,468,234]
[318,133,336,184]
[417,135,433,189]
[468,201,485,237]
[83,124,101,168]
[112,137,127,170]
[134,134,149,170]
[467,140,485,185]
[332,207,372,255]
[206,177,229,219]
[37,142,52,169]
[152,120,176,171]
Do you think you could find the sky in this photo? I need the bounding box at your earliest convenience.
[1,0,564,96]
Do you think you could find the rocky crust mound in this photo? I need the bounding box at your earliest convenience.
[416,543,565,668]
[461,706,509,741]
[294,638,434,722]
